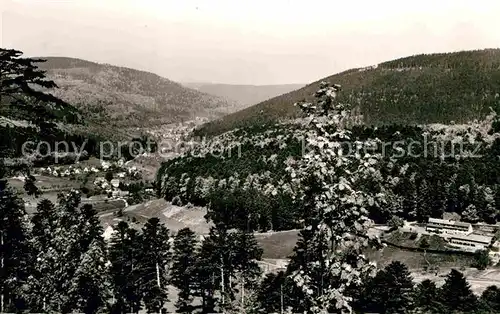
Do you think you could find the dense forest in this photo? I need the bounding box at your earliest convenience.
[2,185,499,313]
[159,114,500,230]
[196,49,500,137]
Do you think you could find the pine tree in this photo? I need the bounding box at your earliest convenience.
[402,174,418,220]
[256,271,294,314]
[416,179,433,222]
[195,224,240,312]
[28,198,59,311]
[430,179,446,217]
[171,228,199,314]
[1,49,81,189]
[445,174,460,213]
[360,261,414,313]
[414,279,444,313]
[28,192,110,313]
[481,285,500,312]
[195,237,218,313]
[137,217,171,313]
[0,179,31,312]
[67,204,110,313]
[68,238,111,313]
[109,221,142,313]
[0,48,80,130]
[439,269,477,312]
[231,229,263,311]
[31,199,56,247]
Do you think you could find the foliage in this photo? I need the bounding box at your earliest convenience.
[0,48,80,130]
[282,82,386,313]
[481,285,500,312]
[357,261,415,313]
[472,249,491,270]
[137,217,171,313]
[171,228,199,313]
[197,49,500,137]
[439,269,478,312]
[388,216,404,230]
[414,279,445,313]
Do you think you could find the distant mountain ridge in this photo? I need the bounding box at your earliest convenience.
[182,82,304,106]
[195,48,500,137]
[36,57,241,128]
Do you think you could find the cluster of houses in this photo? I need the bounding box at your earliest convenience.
[38,159,140,178]
[425,218,499,252]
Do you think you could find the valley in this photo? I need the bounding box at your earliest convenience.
[4,46,500,313]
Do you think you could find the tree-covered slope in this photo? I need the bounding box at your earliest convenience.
[37,57,238,128]
[195,49,500,137]
[158,82,500,232]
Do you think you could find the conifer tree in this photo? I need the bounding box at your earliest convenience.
[0,178,31,312]
[138,217,171,313]
[195,224,242,312]
[1,48,80,189]
[402,174,418,220]
[0,48,80,129]
[416,179,433,221]
[231,229,263,311]
[109,221,142,313]
[195,237,218,313]
[28,192,110,313]
[439,269,477,312]
[68,238,111,313]
[414,279,444,313]
[359,261,414,313]
[256,271,294,314]
[171,227,199,313]
[31,199,56,247]
[481,285,500,312]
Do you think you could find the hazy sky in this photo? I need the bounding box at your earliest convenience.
[2,0,500,85]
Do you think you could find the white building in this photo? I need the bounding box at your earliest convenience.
[448,233,493,250]
[426,218,473,235]
[101,161,111,170]
[110,179,120,188]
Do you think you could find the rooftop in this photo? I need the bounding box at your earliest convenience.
[428,218,471,228]
[449,233,493,244]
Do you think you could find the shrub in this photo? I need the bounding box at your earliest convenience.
[172,195,183,206]
[472,250,491,270]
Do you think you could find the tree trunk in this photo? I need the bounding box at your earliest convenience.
[280,283,284,314]
[1,232,4,314]
[156,262,161,288]
[220,257,225,306]
[241,277,245,309]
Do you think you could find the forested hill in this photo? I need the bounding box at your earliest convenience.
[37,57,239,128]
[195,49,500,137]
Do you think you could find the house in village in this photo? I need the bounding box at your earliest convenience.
[426,218,473,235]
[110,179,120,188]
